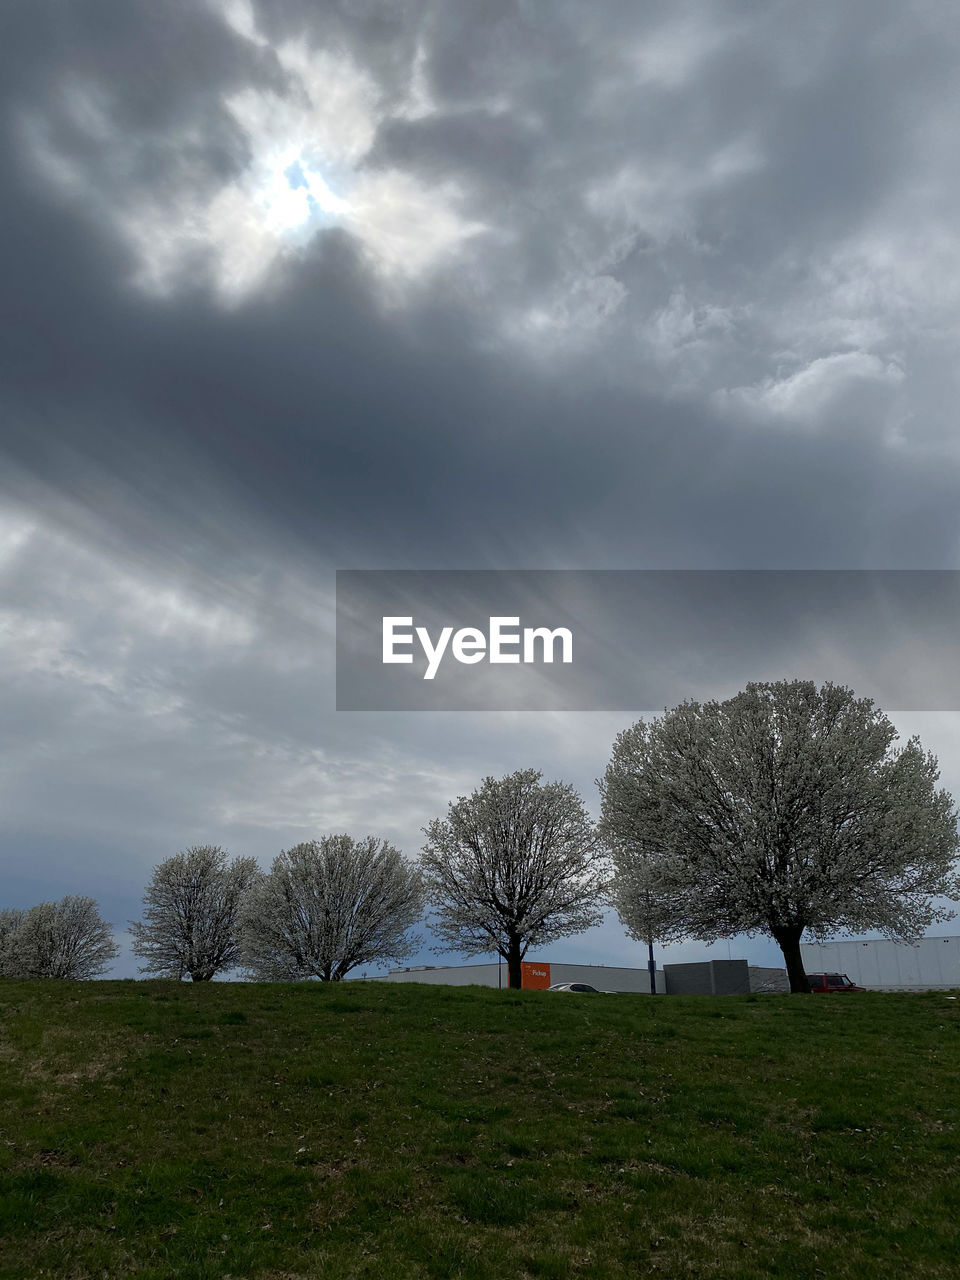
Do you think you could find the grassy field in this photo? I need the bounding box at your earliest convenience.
[0,981,958,1280]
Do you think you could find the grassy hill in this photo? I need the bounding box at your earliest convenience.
[1,980,958,1279]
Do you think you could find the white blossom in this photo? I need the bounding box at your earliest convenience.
[241,835,425,981]
[130,845,259,981]
[2,896,119,979]
[420,769,608,988]
[600,680,960,992]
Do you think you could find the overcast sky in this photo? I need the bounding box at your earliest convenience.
[3,0,960,978]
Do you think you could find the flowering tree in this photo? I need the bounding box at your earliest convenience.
[421,769,607,988]
[0,908,25,978]
[241,835,425,981]
[130,846,259,981]
[607,854,690,993]
[600,680,960,992]
[2,896,119,979]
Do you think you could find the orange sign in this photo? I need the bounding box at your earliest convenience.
[520,961,551,990]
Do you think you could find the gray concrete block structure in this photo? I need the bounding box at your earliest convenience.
[664,959,750,995]
[748,965,790,994]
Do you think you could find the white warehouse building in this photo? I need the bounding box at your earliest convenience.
[801,935,960,991]
[376,960,791,995]
[379,961,667,993]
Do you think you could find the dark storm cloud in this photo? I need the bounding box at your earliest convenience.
[0,0,956,575]
[0,208,953,576]
[0,1,275,188]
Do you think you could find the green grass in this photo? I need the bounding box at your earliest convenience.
[0,982,958,1279]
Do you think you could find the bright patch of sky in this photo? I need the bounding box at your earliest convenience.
[260,155,351,235]
[19,0,484,305]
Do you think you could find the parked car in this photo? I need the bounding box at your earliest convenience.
[806,972,866,993]
[547,982,616,994]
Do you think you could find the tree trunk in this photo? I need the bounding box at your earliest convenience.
[772,924,809,993]
[506,936,523,989]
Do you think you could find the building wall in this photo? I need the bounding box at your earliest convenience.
[800,936,960,991]
[547,963,666,994]
[664,959,750,995]
[382,961,667,993]
[382,962,503,987]
[748,966,790,994]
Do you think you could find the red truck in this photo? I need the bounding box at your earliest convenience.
[806,972,866,993]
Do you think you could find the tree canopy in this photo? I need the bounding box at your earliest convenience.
[0,896,119,979]
[607,851,691,993]
[421,768,607,988]
[130,845,259,981]
[599,680,960,992]
[241,835,425,981]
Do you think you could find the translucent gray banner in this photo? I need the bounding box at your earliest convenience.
[335,570,960,711]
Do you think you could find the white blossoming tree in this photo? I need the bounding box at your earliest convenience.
[600,680,960,992]
[420,769,608,989]
[607,853,690,994]
[0,908,25,978]
[241,835,426,981]
[130,845,260,981]
[1,896,119,979]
